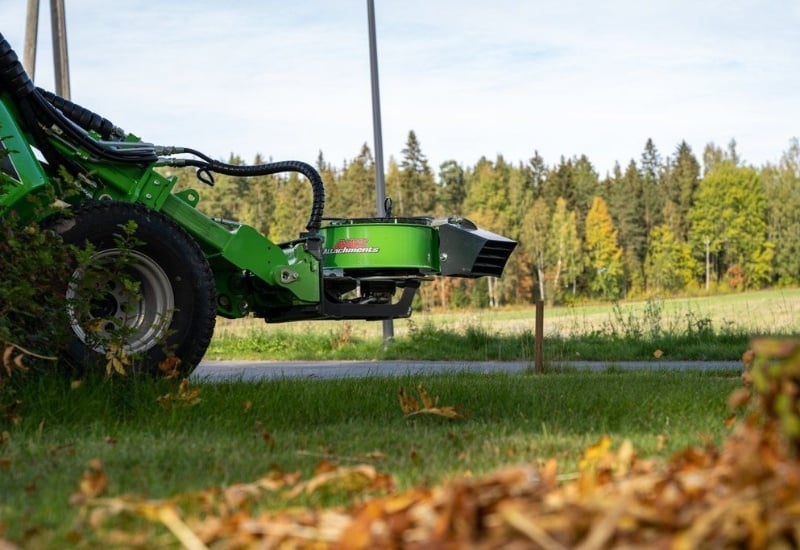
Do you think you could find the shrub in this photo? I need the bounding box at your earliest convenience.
[0,212,76,373]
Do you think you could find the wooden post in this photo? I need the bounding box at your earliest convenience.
[535,300,544,373]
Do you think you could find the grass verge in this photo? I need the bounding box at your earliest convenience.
[206,319,753,361]
[206,289,800,362]
[1,367,741,547]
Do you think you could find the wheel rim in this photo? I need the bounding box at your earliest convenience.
[67,249,175,354]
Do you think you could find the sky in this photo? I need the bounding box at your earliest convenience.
[1,1,798,177]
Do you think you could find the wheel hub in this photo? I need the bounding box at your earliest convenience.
[67,248,175,354]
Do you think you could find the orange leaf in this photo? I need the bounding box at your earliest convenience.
[417,383,435,409]
[405,406,463,420]
[578,435,612,472]
[399,383,463,419]
[71,459,107,504]
[398,386,419,415]
[158,356,181,378]
[727,388,751,409]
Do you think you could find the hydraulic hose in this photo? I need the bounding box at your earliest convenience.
[36,88,125,141]
[0,35,35,99]
[170,155,326,232]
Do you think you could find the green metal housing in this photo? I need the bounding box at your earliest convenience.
[321,218,439,273]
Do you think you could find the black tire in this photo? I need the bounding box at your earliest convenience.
[51,201,216,376]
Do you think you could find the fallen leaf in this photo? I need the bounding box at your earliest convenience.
[399,383,463,419]
[70,459,107,505]
[578,434,612,472]
[727,388,751,409]
[398,386,419,415]
[158,356,182,379]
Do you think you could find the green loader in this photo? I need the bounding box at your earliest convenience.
[0,32,516,375]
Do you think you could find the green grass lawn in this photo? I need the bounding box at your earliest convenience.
[206,288,800,361]
[0,368,742,547]
[3,288,795,546]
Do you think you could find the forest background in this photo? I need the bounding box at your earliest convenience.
[164,133,800,310]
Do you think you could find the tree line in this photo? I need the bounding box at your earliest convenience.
[163,132,800,309]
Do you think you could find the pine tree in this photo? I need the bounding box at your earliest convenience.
[542,156,574,212]
[662,141,700,241]
[572,155,602,221]
[508,161,536,239]
[339,143,377,218]
[526,151,548,199]
[640,138,665,236]
[607,160,647,294]
[542,156,599,236]
[437,160,466,215]
[762,138,800,285]
[395,130,436,216]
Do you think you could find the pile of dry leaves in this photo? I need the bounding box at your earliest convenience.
[71,338,800,548]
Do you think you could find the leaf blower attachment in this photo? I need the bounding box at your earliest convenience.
[437,218,517,278]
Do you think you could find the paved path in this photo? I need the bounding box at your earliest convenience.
[192,359,743,382]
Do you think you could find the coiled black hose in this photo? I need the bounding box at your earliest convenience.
[0,35,35,98]
[36,88,124,141]
[173,156,325,232]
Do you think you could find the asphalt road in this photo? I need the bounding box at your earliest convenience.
[191,359,743,382]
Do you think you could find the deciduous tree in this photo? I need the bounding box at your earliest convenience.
[645,224,698,292]
[520,198,550,302]
[584,196,624,299]
[688,162,772,289]
[546,197,582,303]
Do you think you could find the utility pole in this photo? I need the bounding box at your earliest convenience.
[366,0,394,345]
[50,0,70,99]
[23,0,39,79]
[22,0,71,99]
